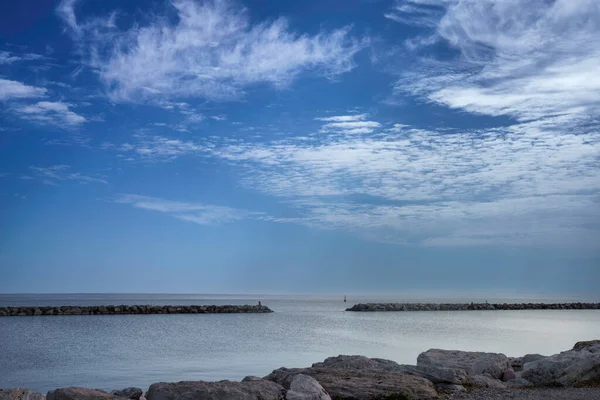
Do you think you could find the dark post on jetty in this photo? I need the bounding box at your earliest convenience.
[346,302,600,312]
[0,304,274,316]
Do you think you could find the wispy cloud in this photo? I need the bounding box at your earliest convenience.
[29,165,108,185]
[58,0,367,102]
[0,79,47,101]
[389,0,600,122]
[206,115,600,247]
[0,50,44,64]
[14,101,86,126]
[317,114,382,134]
[114,194,259,225]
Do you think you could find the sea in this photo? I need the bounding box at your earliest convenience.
[1,293,599,393]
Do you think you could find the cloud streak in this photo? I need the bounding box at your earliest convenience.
[15,101,86,126]
[0,79,47,101]
[114,194,259,225]
[29,165,108,185]
[58,0,367,103]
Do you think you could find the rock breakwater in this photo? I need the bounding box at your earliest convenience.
[0,304,273,316]
[346,302,600,312]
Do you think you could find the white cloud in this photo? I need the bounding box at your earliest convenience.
[15,101,86,126]
[317,114,382,134]
[315,114,367,122]
[0,50,44,64]
[0,79,47,101]
[389,0,600,122]
[114,194,259,225]
[29,165,107,184]
[58,0,367,102]
[207,116,600,247]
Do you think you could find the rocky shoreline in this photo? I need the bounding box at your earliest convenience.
[0,304,273,316]
[346,302,600,312]
[2,340,599,400]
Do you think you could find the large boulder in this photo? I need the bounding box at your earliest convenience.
[265,364,438,400]
[109,388,142,400]
[399,365,469,385]
[573,340,600,351]
[311,355,402,372]
[145,380,285,400]
[47,388,127,400]
[510,354,546,371]
[285,374,330,400]
[521,344,600,386]
[311,355,467,385]
[0,388,45,400]
[417,349,511,379]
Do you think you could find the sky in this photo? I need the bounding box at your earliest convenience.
[0,0,599,296]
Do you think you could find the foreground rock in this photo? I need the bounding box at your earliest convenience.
[346,302,600,312]
[280,374,330,400]
[266,355,439,400]
[146,380,285,400]
[6,339,600,400]
[0,388,45,400]
[521,344,600,386]
[417,349,511,380]
[509,354,546,371]
[0,305,273,316]
[47,388,128,400]
[109,388,142,400]
[573,340,600,351]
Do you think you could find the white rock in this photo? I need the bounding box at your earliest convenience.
[285,374,330,400]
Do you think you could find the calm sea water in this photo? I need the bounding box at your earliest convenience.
[1,294,599,393]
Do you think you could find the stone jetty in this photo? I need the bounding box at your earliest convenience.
[0,304,273,316]
[345,302,600,312]
[2,340,599,400]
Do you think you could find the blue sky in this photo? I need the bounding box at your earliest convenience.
[1,0,599,295]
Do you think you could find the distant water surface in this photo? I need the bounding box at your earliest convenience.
[1,293,599,393]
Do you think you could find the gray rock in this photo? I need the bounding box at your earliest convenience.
[400,364,469,385]
[505,378,534,388]
[522,344,600,386]
[511,354,546,371]
[285,374,330,400]
[241,376,263,382]
[110,388,142,400]
[469,375,507,389]
[502,368,517,381]
[146,380,285,400]
[0,388,45,400]
[265,365,439,400]
[47,387,127,400]
[417,349,511,379]
[311,355,402,372]
[573,340,600,351]
[435,384,466,393]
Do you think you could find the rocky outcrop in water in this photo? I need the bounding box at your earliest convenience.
[0,304,273,316]
[4,340,600,400]
[346,302,600,311]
